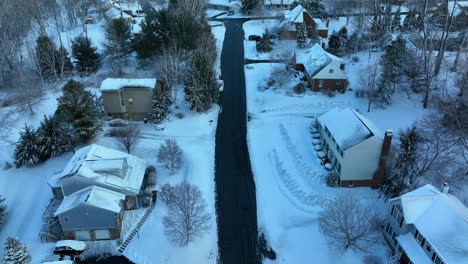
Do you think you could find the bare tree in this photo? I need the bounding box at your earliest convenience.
[319,192,382,252]
[113,122,141,153]
[162,183,211,246]
[154,47,187,104]
[3,66,44,114]
[359,62,379,112]
[157,139,183,175]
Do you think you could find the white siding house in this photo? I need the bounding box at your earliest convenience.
[384,184,468,264]
[316,108,393,188]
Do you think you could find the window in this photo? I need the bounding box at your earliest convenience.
[348,181,353,187]
[120,91,126,106]
[63,217,70,223]
[95,229,111,240]
[425,244,432,253]
[416,232,425,246]
[336,80,341,85]
[340,149,344,157]
[75,230,91,240]
[329,69,334,73]
[385,224,397,244]
[391,205,405,227]
[336,162,341,173]
[432,254,443,264]
[319,80,324,88]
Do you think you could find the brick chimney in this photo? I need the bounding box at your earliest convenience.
[372,130,393,189]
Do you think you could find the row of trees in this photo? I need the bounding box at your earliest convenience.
[14,80,101,167]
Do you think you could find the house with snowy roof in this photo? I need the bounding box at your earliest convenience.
[384,184,468,264]
[54,186,125,240]
[435,1,468,30]
[316,107,393,188]
[104,7,133,23]
[47,144,149,240]
[100,78,165,120]
[280,5,328,40]
[293,43,347,92]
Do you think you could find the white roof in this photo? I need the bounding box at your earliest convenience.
[396,233,433,264]
[105,7,132,19]
[285,5,307,23]
[317,108,378,149]
[59,144,147,195]
[265,0,294,5]
[393,184,468,264]
[54,240,86,251]
[448,1,468,16]
[100,78,156,92]
[295,43,346,79]
[54,186,125,216]
[313,18,327,30]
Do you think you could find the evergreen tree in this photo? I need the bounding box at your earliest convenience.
[184,49,220,112]
[383,125,421,198]
[170,10,212,51]
[36,115,74,161]
[3,237,31,264]
[337,26,348,41]
[377,36,408,105]
[391,8,402,32]
[241,0,261,14]
[309,25,320,45]
[36,35,57,78]
[0,195,6,228]
[71,35,101,76]
[55,80,102,140]
[133,9,172,59]
[326,31,343,56]
[296,23,308,48]
[150,89,172,123]
[299,0,327,18]
[14,125,40,168]
[346,33,361,55]
[256,31,274,53]
[104,17,132,61]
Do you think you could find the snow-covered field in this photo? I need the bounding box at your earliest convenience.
[245,62,426,263]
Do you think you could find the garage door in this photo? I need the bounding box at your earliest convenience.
[95,229,111,240]
[74,230,91,240]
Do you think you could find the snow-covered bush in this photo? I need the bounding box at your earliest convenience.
[3,237,31,264]
[293,82,306,94]
[145,166,157,187]
[257,231,276,260]
[109,119,129,127]
[326,172,339,187]
[157,139,183,175]
[14,125,40,168]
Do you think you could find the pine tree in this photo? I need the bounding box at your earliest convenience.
[56,46,73,77]
[133,9,171,59]
[150,89,172,123]
[256,31,274,53]
[71,35,101,76]
[241,0,261,14]
[296,23,308,48]
[391,8,402,32]
[55,80,102,140]
[104,17,132,61]
[36,115,74,161]
[3,237,31,264]
[377,36,408,106]
[0,196,6,228]
[14,125,40,168]
[346,33,361,54]
[383,125,421,198]
[299,0,327,18]
[326,31,342,56]
[184,49,220,112]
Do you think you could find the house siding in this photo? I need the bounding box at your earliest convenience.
[58,204,120,230]
[310,78,347,92]
[341,135,382,182]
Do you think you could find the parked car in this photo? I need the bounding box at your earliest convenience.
[248,35,261,41]
[53,240,86,255]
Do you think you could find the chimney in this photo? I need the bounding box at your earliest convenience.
[372,130,393,189]
[443,183,449,194]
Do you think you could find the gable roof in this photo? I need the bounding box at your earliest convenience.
[59,144,147,195]
[317,107,381,150]
[448,1,468,16]
[54,186,125,216]
[392,184,468,264]
[104,7,132,19]
[264,0,294,5]
[285,5,308,23]
[100,78,157,92]
[295,43,346,79]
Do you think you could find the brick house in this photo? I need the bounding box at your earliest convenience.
[316,107,394,188]
[384,184,468,264]
[279,5,328,40]
[293,43,347,92]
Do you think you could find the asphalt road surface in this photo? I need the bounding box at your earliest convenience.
[215,20,260,264]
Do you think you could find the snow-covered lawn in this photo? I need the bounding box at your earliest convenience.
[245,62,428,263]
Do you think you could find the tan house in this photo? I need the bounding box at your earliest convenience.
[316,107,393,188]
[100,78,164,121]
[280,5,328,40]
[293,43,347,92]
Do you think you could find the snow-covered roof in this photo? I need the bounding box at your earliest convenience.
[317,107,379,150]
[295,43,346,79]
[448,1,468,17]
[59,144,147,195]
[105,7,132,19]
[313,18,327,30]
[392,184,468,264]
[396,233,433,264]
[285,5,307,23]
[100,78,157,92]
[54,186,125,216]
[54,240,86,251]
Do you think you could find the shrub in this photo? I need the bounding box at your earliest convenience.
[326,172,339,187]
[293,82,306,94]
[145,165,157,187]
[326,90,336,97]
[175,112,184,119]
[352,56,360,62]
[109,119,129,127]
[354,89,368,98]
[257,232,276,260]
